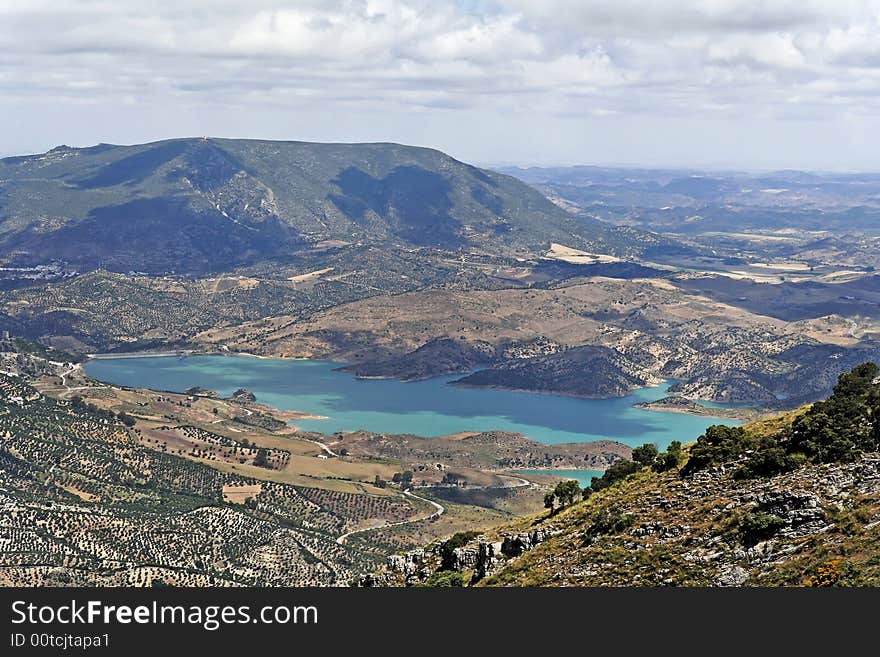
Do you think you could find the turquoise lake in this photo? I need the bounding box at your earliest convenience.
[517,470,605,487]
[83,355,741,449]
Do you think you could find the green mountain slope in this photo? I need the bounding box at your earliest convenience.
[0,138,651,274]
[366,363,880,587]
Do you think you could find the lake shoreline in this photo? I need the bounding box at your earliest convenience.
[635,402,761,421]
[85,350,761,420]
[450,380,741,420]
[84,354,747,448]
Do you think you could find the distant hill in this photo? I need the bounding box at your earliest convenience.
[0,139,653,274]
[498,164,880,235]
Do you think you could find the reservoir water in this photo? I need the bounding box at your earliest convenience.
[84,355,741,449]
[517,470,605,488]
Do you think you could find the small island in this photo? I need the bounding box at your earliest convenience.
[635,396,759,420]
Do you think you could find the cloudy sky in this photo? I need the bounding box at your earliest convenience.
[3,0,880,170]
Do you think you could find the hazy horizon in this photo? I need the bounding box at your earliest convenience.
[4,136,880,176]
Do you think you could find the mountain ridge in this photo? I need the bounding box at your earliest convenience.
[0,137,664,274]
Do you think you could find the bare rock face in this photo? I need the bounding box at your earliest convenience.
[501,528,553,557]
[451,547,480,571]
[754,491,826,538]
[717,565,749,587]
[376,548,434,585]
[474,541,504,580]
[632,522,690,540]
[363,524,560,586]
[387,549,426,577]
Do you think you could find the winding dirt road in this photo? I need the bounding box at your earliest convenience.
[336,489,445,545]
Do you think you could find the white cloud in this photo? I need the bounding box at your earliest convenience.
[706,33,806,70]
[3,1,880,168]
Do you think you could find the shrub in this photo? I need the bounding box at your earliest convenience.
[420,570,465,587]
[807,560,842,587]
[734,445,805,480]
[681,425,752,475]
[590,459,640,492]
[653,441,683,472]
[585,504,634,541]
[789,362,879,463]
[725,511,785,547]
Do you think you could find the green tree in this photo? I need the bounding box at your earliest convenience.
[789,362,879,462]
[544,491,556,515]
[653,440,683,471]
[632,443,659,467]
[392,470,414,485]
[553,479,581,507]
[590,459,640,492]
[734,442,804,479]
[253,448,270,468]
[116,411,136,427]
[586,505,634,540]
[681,425,751,475]
[439,531,480,570]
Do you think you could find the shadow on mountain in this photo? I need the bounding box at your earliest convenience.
[330,165,463,248]
[6,198,299,274]
[75,141,189,188]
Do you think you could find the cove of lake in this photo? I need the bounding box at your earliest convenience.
[84,355,741,451]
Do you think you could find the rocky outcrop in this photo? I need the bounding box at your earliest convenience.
[632,521,690,539]
[449,547,479,571]
[474,540,504,580]
[387,549,427,578]
[753,491,826,538]
[500,528,554,557]
[364,525,558,586]
[364,444,880,587]
[489,453,879,587]
[361,548,433,586]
